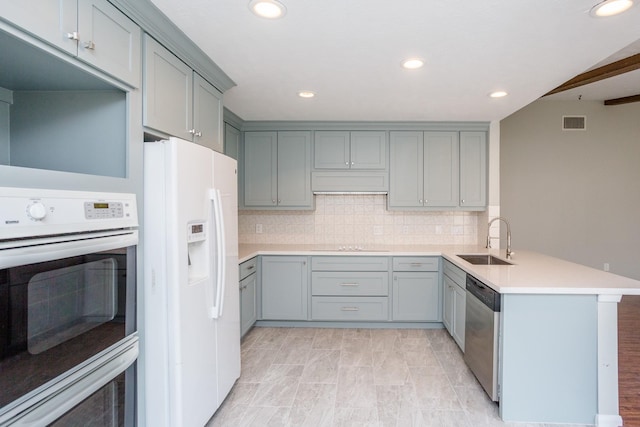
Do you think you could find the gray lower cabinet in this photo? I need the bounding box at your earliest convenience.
[261,256,309,320]
[311,256,389,321]
[243,131,312,209]
[239,258,258,337]
[442,260,466,350]
[143,35,223,152]
[2,0,141,87]
[392,257,441,321]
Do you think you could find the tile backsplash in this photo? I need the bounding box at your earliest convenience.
[239,195,481,246]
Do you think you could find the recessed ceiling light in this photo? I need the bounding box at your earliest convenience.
[249,0,287,19]
[590,0,634,17]
[298,90,315,98]
[489,91,508,98]
[402,58,424,70]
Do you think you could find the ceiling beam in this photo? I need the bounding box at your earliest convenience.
[604,94,640,106]
[544,53,640,96]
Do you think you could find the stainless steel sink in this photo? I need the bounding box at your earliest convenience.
[457,254,513,265]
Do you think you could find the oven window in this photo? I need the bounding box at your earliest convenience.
[0,247,135,409]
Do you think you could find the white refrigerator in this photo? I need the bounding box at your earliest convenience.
[143,137,240,426]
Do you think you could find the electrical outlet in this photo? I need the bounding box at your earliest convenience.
[255,223,263,234]
[604,262,610,272]
[373,225,383,236]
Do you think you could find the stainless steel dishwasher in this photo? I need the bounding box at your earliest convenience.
[464,274,501,401]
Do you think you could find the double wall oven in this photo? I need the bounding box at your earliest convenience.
[0,187,138,426]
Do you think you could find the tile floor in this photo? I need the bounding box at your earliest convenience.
[207,327,589,427]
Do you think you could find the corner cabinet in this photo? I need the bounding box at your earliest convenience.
[442,260,466,351]
[2,0,141,87]
[261,256,309,320]
[392,257,441,321]
[389,131,486,210]
[243,131,313,209]
[143,35,223,152]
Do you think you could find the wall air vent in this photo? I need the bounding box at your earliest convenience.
[562,116,586,130]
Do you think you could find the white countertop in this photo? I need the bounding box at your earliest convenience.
[238,243,640,296]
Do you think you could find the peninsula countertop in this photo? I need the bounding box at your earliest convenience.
[238,243,640,296]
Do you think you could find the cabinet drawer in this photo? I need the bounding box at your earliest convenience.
[311,256,389,271]
[443,259,466,287]
[239,257,258,280]
[312,272,388,296]
[312,297,388,321]
[392,257,439,272]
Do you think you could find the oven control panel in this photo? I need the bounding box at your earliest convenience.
[0,187,138,240]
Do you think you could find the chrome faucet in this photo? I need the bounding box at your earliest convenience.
[486,216,512,259]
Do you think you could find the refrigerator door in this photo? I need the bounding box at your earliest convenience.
[212,151,241,406]
[144,138,220,427]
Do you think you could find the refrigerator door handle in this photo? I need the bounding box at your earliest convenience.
[208,188,226,319]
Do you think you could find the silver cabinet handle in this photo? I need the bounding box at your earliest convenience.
[419,199,423,204]
[277,199,281,204]
[410,263,423,267]
[189,129,202,137]
[350,161,354,165]
[84,41,95,50]
[272,199,276,204]
[339,283,359,287]
[461,199,465,204]
[340,307,359,311]
[195,131,202,137]
[246,265,255,270]
[66,31,79,40]
[345,162,349,165]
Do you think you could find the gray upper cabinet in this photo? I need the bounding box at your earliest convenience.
[143,35,223,152]
[389,130,484,210]
[314,131,386,170]
[459,131,487,208]
[243,131,313,209]
[224,123,241,160]
[2,0,141,87]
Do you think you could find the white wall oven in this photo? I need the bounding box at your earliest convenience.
[0,187,138,426]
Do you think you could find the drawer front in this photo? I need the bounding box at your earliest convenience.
[312,297,388,321]
[312,272,389,296]
[443,259,466,287]
[392,257,439,272]
[239,257,258,280]
[311,256,389,271]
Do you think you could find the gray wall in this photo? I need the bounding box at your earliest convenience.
[501,100,640,280]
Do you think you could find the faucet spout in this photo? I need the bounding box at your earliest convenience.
[486,216,512,259]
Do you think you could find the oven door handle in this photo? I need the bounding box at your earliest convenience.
[0,230,138,269]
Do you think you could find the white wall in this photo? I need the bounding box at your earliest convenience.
[500,100,640,280]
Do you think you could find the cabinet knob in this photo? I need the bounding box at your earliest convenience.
[189,129,202,137]
[66,31,79,40]
[278,199,281,204]
[345,162,349,165]
[461,199,465,204]
[419,199,423,204]
[84,40,96,50]
[272,199,276,204]
[351,161,354,165]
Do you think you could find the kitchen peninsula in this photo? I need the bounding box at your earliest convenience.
[239,243,640,426]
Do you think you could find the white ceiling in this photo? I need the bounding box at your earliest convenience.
[149,0,640,122]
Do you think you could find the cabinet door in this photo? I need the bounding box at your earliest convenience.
[243,132,278,207]
[77,0,141,87]
[240,273,257,337]
[392,272,440,321]
[261,256,308,320]
[442,276,455,334]
[314,131,350,169]
[459,131,487,208]
[224,123,240,160]
[350,131,386,170]
[423,132,459,207]
[1,0,78,55]
[389,132,423,208]
[452,283,466,351]
[277,131,312,208]
[193,73,223,153]
[143,35,193,141]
